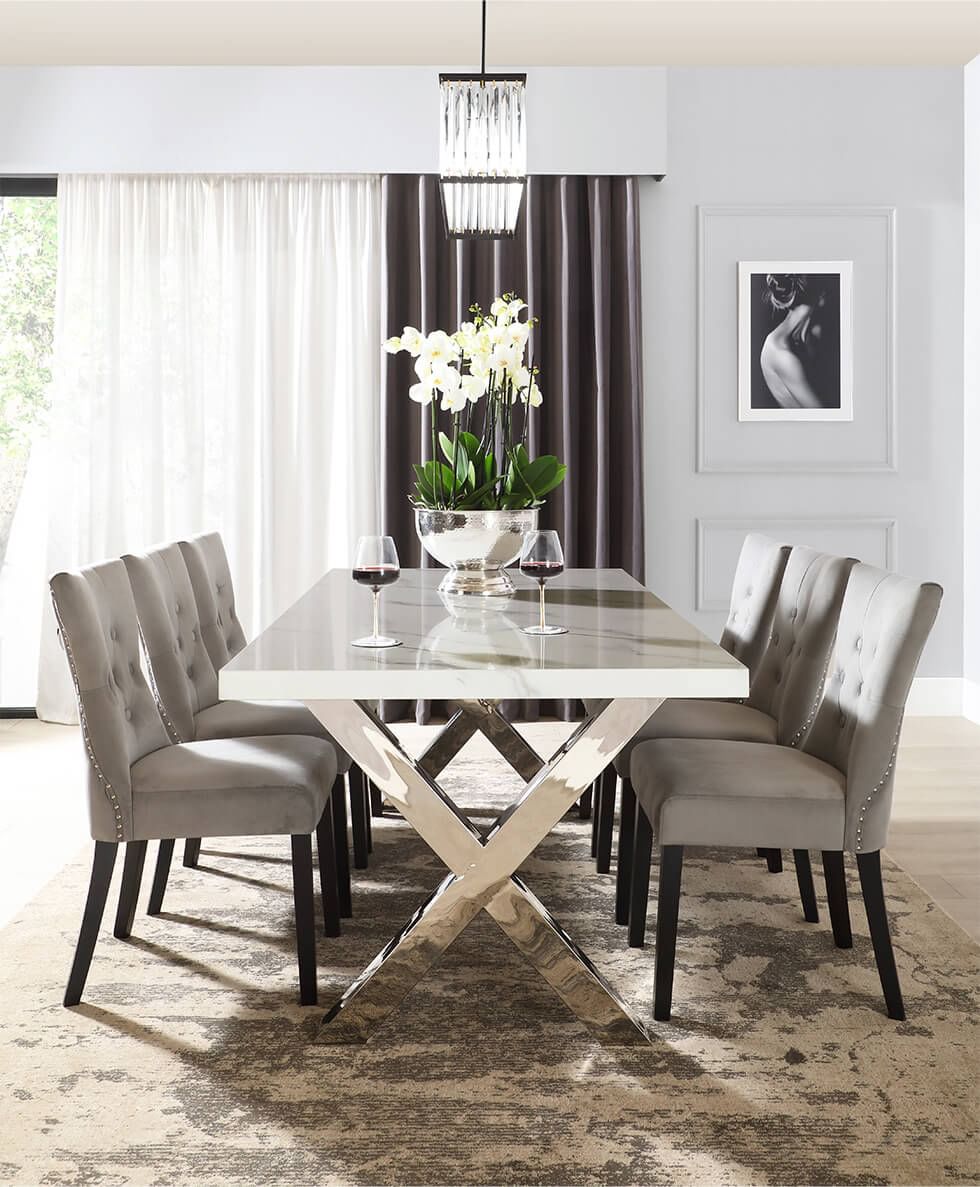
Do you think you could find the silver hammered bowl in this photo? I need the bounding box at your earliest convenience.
[415,507,539,602]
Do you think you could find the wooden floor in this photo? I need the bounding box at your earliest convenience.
[1,714,978,938]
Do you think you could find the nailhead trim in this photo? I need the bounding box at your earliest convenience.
[855,724,901,853]
[51,594,125,841]
[787,648,833,748]
[136,622,184,743]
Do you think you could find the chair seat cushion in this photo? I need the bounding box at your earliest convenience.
[631,738,845,850]
[606,699,778,776]
[131,735,336,840]
[193,699,351,772]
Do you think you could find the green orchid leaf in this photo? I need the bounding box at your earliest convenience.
[531,463,568,498]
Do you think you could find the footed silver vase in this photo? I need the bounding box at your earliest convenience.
[414,507,538,605]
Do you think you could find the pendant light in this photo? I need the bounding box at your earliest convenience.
[439,0,527,239]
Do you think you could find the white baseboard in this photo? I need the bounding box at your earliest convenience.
[963,679,980,724]
[905,677,965,716]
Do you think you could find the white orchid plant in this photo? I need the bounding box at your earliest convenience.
[384,293,567,512]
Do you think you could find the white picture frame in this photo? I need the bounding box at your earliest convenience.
[737,260,854,422]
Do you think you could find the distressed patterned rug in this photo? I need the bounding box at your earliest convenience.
[1,726,977,1187]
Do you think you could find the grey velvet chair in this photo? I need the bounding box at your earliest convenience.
[51,559,340,1008]
[177,531,375,876]
[628,563,942,1022]
[122,542,353,919]
[585,534,791,878]
[606,543,854,930]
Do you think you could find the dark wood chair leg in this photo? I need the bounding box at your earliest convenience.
[290,834,318,1006]
[349,768,370,870]
[764,848,783,873]
[578,786,593,819]
[615,778,637,925]
[114,840,147,939]
[330,775,352,918]
[369,782,384,818]
[756,847,767,858]
[64,841,118,1007]
[653,844,684,1021]
[183,837,202,868]
[147,839,175,916]
[595,767,617,874]
[822,850,852,948]
[793,849,820,923]
[315,805,342,938]
[857,850,906,1020]
[364,786,373,854]
[590,780,600,857]
[628,806,654,948]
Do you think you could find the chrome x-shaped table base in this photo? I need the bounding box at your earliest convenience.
[306,697,664,1045]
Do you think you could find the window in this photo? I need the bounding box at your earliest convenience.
[0,177,57,710]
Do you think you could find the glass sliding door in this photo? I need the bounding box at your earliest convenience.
[0,177,57,711]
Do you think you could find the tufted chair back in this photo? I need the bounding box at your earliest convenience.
[50,560,171,842]
[122,544,220,743]
[748,547,856,746]
[718,534,791,681]
[178,532,248,670]
[803,564,942,854]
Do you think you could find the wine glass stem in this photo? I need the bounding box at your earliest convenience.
[538,579,546,631]
[372,587,381,640]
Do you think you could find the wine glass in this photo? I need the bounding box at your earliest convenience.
[520,530,568,636]
[351,535,402,648]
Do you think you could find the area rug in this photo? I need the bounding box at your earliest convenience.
[1,726,977,1187]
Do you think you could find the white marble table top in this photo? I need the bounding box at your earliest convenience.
[219,567,748,702]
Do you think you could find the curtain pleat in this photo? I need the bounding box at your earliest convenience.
[37,174,383,722]
[379,175,645,723]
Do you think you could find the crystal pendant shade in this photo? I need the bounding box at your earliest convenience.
[439,74,527,238]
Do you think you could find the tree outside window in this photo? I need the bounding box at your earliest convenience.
[0,196,57,571]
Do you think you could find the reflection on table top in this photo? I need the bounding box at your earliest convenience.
[219,568,748,702]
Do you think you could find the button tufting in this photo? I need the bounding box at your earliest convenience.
[124,708,132,721]
[128,662,136,675]
[175,602,180,614]
[839,713,847,728]
[187,665,194,678]
[790,608,798,621]
[855,637,862,651]
[774,671,782,684]
[177,636,183,649]
[191,628,198,642]
[109,627,118,641]
[772,632,780,646]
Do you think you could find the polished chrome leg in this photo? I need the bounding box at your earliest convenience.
[306,697,663,1045]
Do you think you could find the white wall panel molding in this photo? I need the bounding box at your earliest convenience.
[695,515,897,613]
[696,204,897,474]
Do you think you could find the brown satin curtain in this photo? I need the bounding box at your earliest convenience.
[380,174,644,722]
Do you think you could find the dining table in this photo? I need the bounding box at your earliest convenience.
[219,566,748,1045]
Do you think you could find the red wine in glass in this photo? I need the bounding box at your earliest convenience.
[351,536,402,648]
[519,531,569,635]
[519,559,564,581]
[352,565,400,588]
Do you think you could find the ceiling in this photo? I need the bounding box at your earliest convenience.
[1,0,979,67]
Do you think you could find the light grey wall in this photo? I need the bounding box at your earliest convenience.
[641,67,964,677]
[965,57,980,691]
[0,66,666,175]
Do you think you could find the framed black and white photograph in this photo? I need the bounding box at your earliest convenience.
[738,261,853,422]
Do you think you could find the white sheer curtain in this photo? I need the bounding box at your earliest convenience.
[38,174,382,721]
